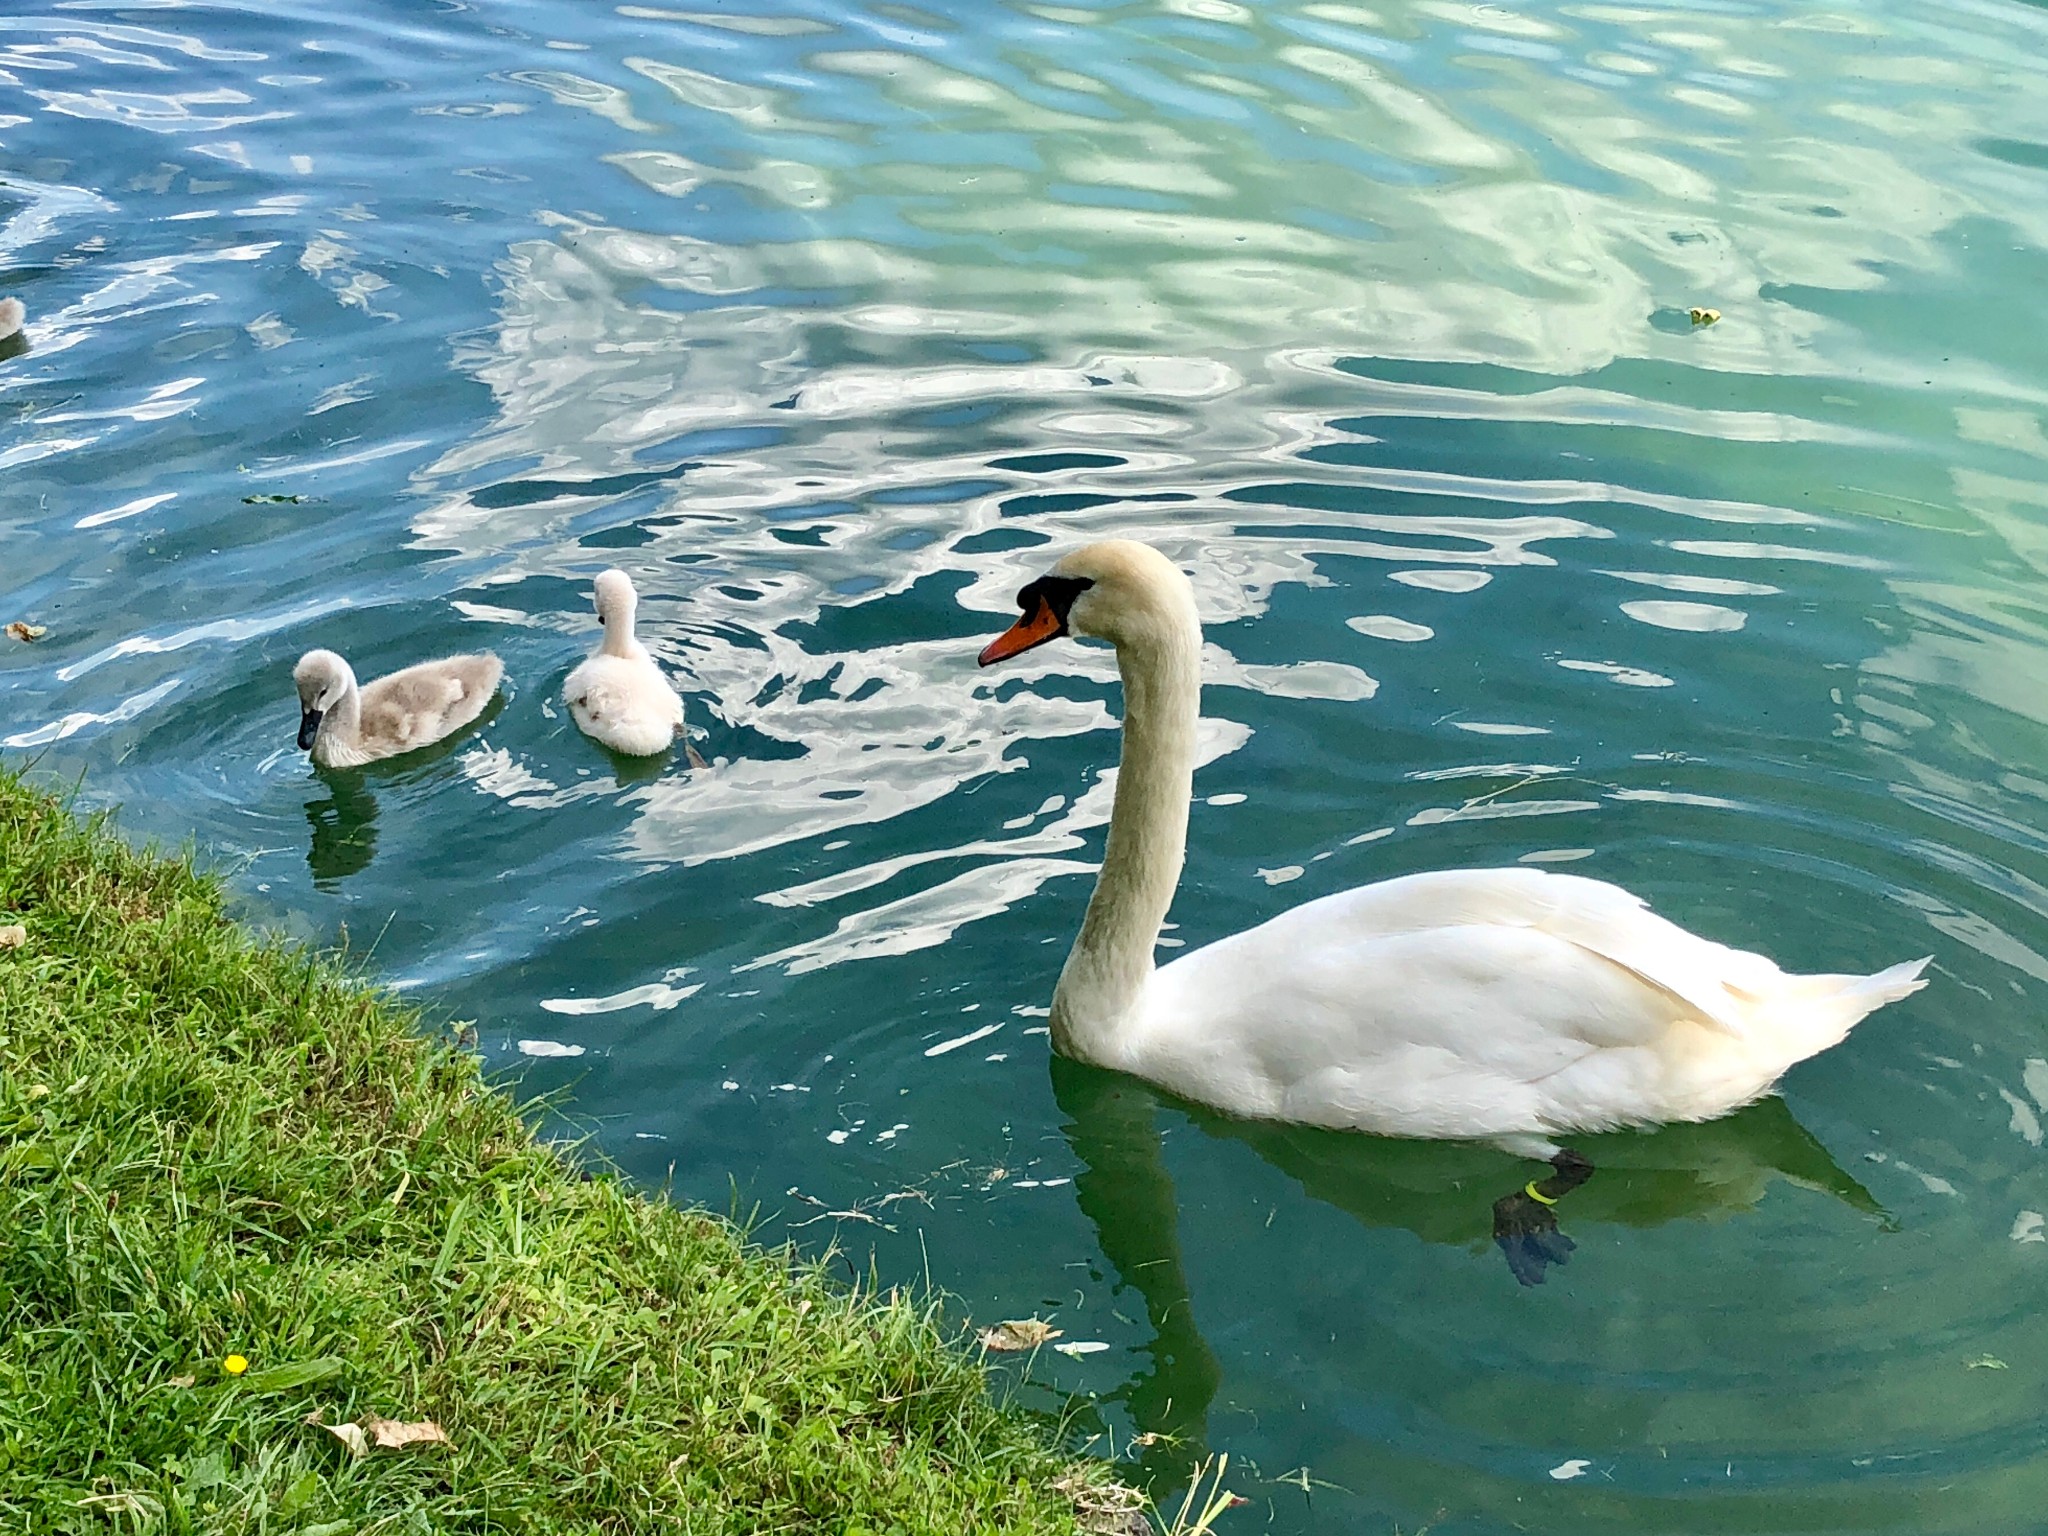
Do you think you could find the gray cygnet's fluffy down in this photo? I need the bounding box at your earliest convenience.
[294,648,502,768]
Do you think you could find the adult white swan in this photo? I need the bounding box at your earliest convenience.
[978,540,1929,1280]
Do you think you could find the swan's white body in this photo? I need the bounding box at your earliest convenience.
[295,648,502,769]
[564,569,687,757]
[0,298,23,340]
[1136,867,1926,1143]
[982,541,1928,1151]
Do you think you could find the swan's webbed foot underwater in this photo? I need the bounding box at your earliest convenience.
[1492,1148,1594,1287]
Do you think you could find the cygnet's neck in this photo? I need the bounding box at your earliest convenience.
[1050,611,1201,1066]
[313,673,366,766]
[600,601,645,660]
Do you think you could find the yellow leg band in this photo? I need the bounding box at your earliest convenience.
[1523,1180,1558,1207]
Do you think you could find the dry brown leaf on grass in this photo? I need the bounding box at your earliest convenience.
[316,1421,369,1458]
[0,924,25,949]
[364,1414,451,1450]
[308,1411,449,1458]
[977,1318,1061,1352]
[6,621,46,642]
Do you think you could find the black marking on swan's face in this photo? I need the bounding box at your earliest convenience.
[1016,574,1093,630]
[979,573,1096,666]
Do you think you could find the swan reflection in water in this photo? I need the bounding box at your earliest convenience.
[296,691,514,885]
[1048,1055,1885,1487]
[304,772,380,888]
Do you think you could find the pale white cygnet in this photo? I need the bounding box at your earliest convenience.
[563,569,692,758]
[0,298,24,340]
[294,648,503,769]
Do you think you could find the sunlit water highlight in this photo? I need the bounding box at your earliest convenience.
[6,0,2048,1528]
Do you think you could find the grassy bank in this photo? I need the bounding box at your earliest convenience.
[0,766,1131,1534]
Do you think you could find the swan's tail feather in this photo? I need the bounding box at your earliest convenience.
[1839,955,1933,1008]
[1774,955,1930,1061]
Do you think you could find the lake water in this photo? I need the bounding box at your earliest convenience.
[8,0,2048,1528]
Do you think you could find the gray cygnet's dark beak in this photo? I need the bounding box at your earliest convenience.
[297,708,323,751]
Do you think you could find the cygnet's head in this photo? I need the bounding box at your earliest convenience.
[293,649,355,750]
[592,568,638,625]
[978,539,1198,666]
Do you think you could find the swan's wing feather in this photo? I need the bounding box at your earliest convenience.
[567,654,683,719]
[564,653,686,754]
[565,670,625,721]
[359,654,500,747]
[1483,870,1781,1038]
[1223,867,1776,1039]
[1143,910,1675,1134]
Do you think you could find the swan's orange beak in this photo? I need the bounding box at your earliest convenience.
[978,598,1064,666]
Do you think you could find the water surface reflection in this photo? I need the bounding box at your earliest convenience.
[5,0,2048,1530]
[1053,1056,1887,1487]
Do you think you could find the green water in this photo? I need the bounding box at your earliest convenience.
[7,0,2048,1527]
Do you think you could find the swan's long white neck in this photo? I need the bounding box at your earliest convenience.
[1050,608,1201,1065]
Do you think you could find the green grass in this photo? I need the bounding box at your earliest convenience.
[0,766,1134,1534]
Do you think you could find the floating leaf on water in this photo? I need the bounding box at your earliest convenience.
[0,924,25,949]
[5,621,46,642]
[1052,1340,1111,1357]
[517,1039,585,1058]
[242,493,309,504]
[362,1414,451,1450]
[978,1318,1061,1352]
[1549,1458,1592,1480]
[1968,1355,2009,1370]
[1688,307,1721,326]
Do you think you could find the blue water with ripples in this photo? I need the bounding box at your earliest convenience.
[8,0,2048,1528]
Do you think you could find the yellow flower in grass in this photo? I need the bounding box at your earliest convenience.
[223,1354,249,1376]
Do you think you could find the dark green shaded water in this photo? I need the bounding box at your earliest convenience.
[6,0,2048,1528]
